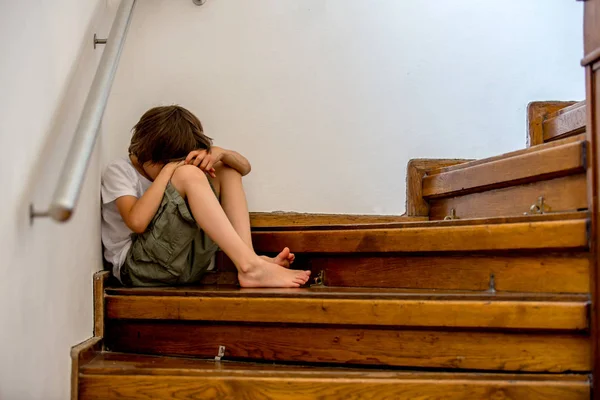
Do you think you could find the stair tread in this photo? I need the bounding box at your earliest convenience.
[251,210,587,231]
[548,100,585,118]
[78,353,591,399]
[422,140,586,198]
[81,352,589,381]
[543,101,587,142]
[105,285,589,301]
[252,217,588,253]
[427,134,585,176]
[105,286,588,330]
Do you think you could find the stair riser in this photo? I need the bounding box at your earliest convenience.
[429,174,587,220]
[105,322,591,373]
[252,219,588,253]
[213,253,590,293]
[79,374,590,400]
[542,102,587,143]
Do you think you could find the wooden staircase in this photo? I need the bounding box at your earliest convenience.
[74,100,598,399]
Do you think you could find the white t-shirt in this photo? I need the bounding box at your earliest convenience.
[101,157,152,281]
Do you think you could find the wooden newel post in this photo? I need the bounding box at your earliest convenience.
[583,1,600,399]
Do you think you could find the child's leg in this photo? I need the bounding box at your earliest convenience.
[170,165,310,288]
[211,164,252,247]
[211,164,295,267]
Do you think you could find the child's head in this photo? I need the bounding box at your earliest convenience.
[128,105,212,165]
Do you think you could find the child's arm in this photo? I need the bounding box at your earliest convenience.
[220,148,251,176]
[115,161,182,234]
[185,146,251,176]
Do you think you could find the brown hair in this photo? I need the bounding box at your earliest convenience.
[128,105,212,165]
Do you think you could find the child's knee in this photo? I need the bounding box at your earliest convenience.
[214,163,241,179]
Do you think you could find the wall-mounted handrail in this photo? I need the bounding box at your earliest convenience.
[31,0,137,222]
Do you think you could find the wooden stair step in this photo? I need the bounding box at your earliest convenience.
[105,286,589,330]
[249,212,427,227]
[106,319,591,372]
[251,215,588,253]
[105,288,590,372]
[209,251,590,293]
[428,134,584,179]
[422,140,587,199]
[302,253,590,293]
[428,174,587,220]
[78,353,591,400]
[543,101,587,143]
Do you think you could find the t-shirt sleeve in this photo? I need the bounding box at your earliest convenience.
[101,160,139,204]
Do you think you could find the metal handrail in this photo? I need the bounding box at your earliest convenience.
[31,0,137,222]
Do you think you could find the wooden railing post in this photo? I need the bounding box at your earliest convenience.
[583,1,600,398]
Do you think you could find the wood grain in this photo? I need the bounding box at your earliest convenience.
[105,293,588,330]
[78,354,591,400]
[93,271,111,338]
[584,0,600,58]
[249,212,426,227]
[431,134,585,176]
[210,252,590,293]
[584,11,600,399]
[428,174,587,220]
[79,375,590,400]
[105,322,591,372]
[252,219,588,253]
[405,159,471,217]
[104,286,589,300]
[71,337,102,400]
[528,101,577,146]
[251,211,588,231]
[305,253,590,293]
[423,141,586,199]
[544,101,587,143]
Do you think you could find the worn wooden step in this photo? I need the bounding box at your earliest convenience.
[543,101,587,143]
[422,139,587,199]
[105,286,588,330]
[209,251,590,293]
[251,214,588,253]
[528,101,586,146]
[306,253,589,293]
[428,174,587,220]
[106,319,591,373]
[246,215,591,292]
[104,287,590,372]
[249,212,427,227]
[206,215,590,292]
[79,353,591,399]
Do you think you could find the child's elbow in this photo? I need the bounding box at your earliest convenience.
[128,219,148,234]
[242,164,252,176]
[131,226,147,234]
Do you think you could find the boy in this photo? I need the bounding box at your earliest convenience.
[101,105,311,287]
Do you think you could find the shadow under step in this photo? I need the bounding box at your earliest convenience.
[78,353,590,400]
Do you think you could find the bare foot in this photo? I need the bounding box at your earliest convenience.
[260,247,295,268]
[239,257,311,288]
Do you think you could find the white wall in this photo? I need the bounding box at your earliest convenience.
[0,0,114,398]
[104,0,585,215]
